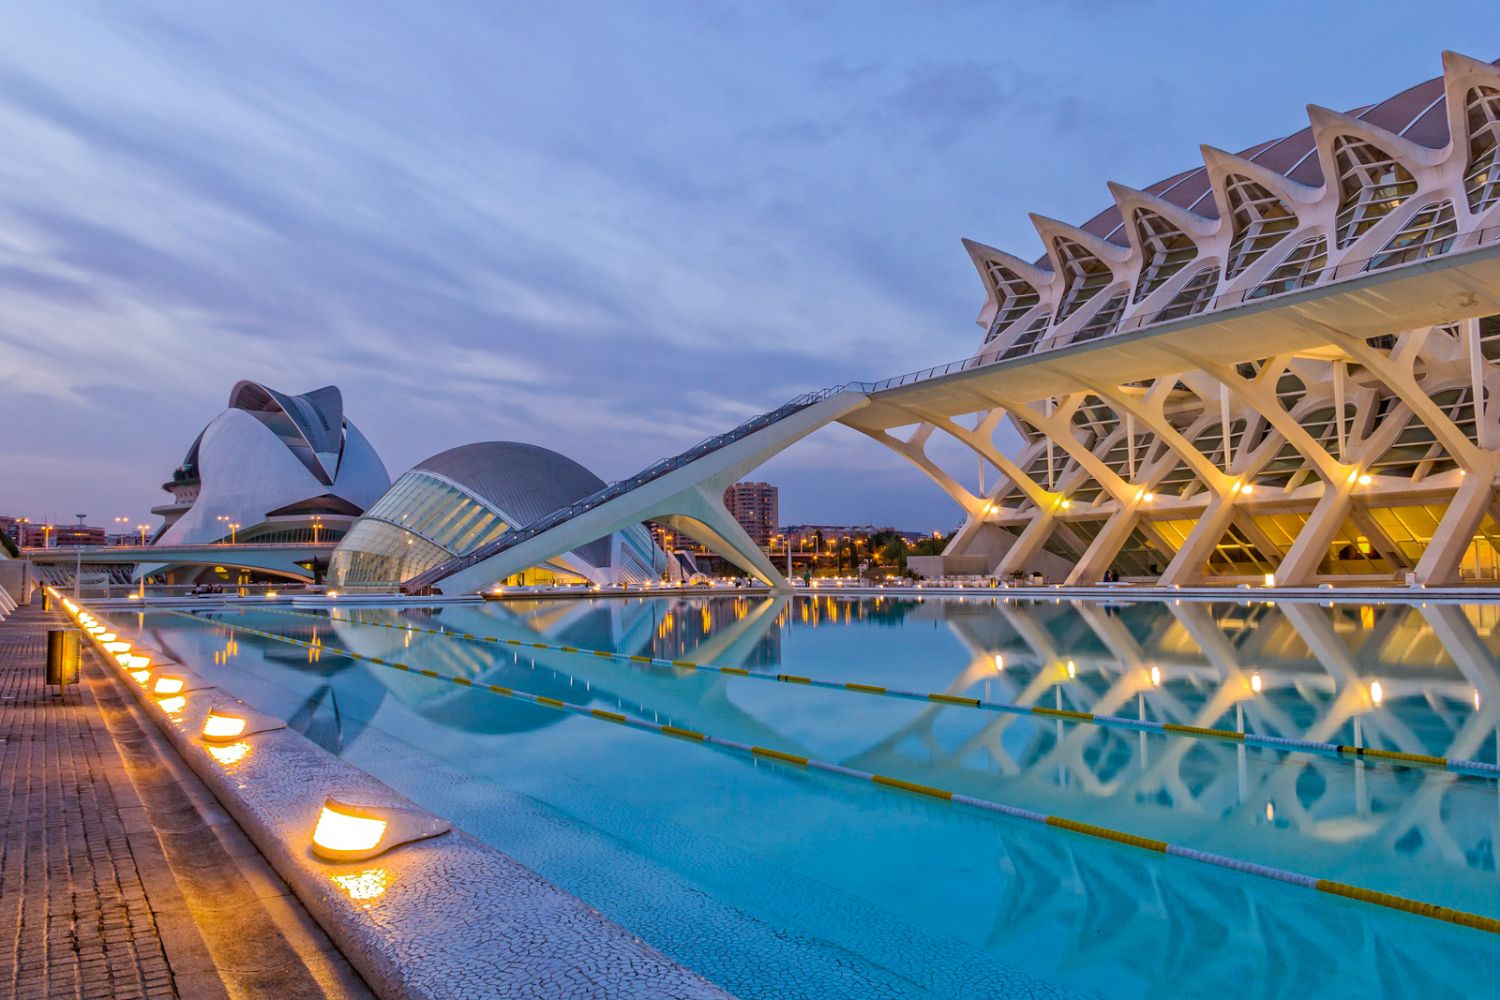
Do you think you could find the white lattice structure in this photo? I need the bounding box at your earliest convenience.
[868,52,1500,586]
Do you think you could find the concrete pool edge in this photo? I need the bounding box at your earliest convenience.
[62,594,734,1000]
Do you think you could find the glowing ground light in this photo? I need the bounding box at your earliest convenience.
[202,710,248,743]
[1150,666,1162,687]
[156,696,186,715]
[129,669,152,685]
[120,653,152,669]
[96,632,117,642]
[312,802,389,861]
[207,742,251,767]
[103,641,131,653]
[331,868,391,902]
[153,676,186,696]
[1370,680,1384,705]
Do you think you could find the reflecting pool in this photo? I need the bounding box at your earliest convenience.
[133,595,1500,998]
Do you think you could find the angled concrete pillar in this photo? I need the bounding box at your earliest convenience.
[1158,494,1237,585]
[996,510,1057,577]
[1065,504,1141,584]
[1274,483,1354,584]
[1413,456,1500,584]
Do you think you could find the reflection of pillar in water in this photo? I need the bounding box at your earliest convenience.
[1236,702,1247,804]
[1353,716,1368,817]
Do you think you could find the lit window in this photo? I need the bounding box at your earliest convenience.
[1332,136,1417,248]
[981,263,1041,344]
[1465,86,1500,214]
[1071,289,1127,343]
[1153,266,1219,321]
[1368,201,1456,270]
[1223,175,1298,279]
[1053,238,1113,322]
[1251,237,1327,299]
[1132,209,1198,302]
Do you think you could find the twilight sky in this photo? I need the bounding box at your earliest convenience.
[1,2,1495,532]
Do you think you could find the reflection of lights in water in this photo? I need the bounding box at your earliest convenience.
[1475,688,1482,711]
[994,654,1004,672]
[331,868,391,902]
[1150,666,1161,687]
[1265,802,1275,822]
[208,741,252,766]
[1369,680,1384,706]
[1250,672,1262,693]
[1066,660,1076,678]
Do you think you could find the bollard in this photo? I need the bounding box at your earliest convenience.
[46,629,80,692]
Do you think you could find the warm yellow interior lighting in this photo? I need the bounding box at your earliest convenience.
[202,711,248,742]
[153,676,185,696]
[312,802,389,859]
[1357,474,1372,486]
[1263,573,1276,588]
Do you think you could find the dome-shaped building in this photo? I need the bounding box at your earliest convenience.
[329,441,667,589]
[147,381,389,581]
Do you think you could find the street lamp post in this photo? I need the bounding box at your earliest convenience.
[137,523,149,546]
[73,514,86,598]
[230,522,239,545]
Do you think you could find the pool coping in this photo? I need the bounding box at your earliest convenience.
[60,592,734,1000]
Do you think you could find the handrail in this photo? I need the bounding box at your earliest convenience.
[862,222,1500,392]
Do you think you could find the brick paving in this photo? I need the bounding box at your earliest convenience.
[1,605,184,999]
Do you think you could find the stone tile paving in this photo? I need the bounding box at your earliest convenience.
[1,605,185,999]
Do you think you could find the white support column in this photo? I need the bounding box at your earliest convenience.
[1158,493,1237,586]
[1066,504,1142,584]
[996,509,1057,577]
[1413,454,1500,585]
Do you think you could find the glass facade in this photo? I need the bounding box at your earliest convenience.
[330,471,512,587]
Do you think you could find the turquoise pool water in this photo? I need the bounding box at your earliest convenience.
[135,595,1500,998]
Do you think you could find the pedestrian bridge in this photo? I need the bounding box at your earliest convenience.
[404,225,1500,594]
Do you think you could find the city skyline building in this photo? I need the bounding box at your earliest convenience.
[723,481,779,547]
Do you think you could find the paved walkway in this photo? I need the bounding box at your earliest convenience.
[1,604,371,999]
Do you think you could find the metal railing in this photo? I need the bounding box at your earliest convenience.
[863,222,1500,393]
[24,541,335,556]
[403,384,863,590]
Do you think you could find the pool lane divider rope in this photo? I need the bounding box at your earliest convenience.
[258,607,1500,781]
[178,610,1500,938]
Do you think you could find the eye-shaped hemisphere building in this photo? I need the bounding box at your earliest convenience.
[329,441,669,589]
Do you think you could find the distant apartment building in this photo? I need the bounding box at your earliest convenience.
[0,515,23,547]
[723,482,779,547]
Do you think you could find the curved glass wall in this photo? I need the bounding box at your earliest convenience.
[330,471,511,587]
